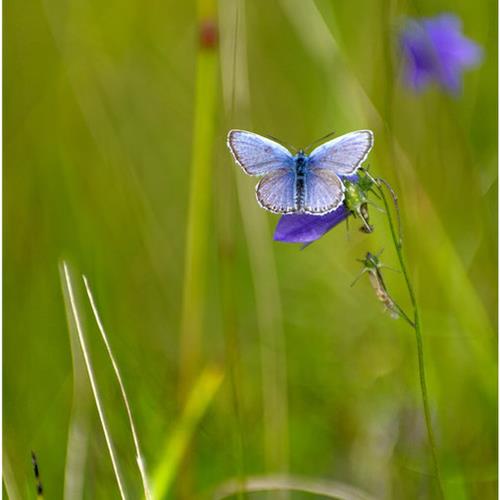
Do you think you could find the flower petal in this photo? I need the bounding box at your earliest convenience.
[399,14,483,94]
[274,205,350,244]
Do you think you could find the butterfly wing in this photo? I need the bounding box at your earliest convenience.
[227,129,294,176]
[256,169,297,214]
[308,130,374,176]
[303,169,345,214]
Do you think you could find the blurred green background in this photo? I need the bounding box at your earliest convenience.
[4,0,497,499]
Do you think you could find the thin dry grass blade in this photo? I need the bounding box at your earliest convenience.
[213,474,377,500]
[60,266,91,500]
[63,413,89,500]
[82,275,152,500]
[60,261,128,500]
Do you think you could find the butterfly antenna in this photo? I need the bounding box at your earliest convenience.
[304,131,336,153]
[265,134,297,154]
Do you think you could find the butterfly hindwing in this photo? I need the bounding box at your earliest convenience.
[303,168,345,214]
[227,130,294,176]
[309,130,373,176]
[256,169,297,214]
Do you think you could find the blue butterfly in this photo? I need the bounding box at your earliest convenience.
[227,129,374,215]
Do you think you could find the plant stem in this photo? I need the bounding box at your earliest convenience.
[391,300,415,328]
[178,0,218,396]
[376,182,445,500]
[176,4,218,498]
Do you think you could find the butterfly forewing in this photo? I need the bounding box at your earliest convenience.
[227,130,294,176]
[303,169,345,214]
[256,169,297,214]
[309,130,373,176]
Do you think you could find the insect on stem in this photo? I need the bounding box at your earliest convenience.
[353,251,414,327]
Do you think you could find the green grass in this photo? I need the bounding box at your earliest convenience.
[4,0,497,499]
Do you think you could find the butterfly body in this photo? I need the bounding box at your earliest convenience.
[227,129,374,215]
[293,151,308,210]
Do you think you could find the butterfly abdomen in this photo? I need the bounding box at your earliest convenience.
[295,177,305,210]
[294,153,308,211]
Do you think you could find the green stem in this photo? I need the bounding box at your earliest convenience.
[179,0,218,396]
[391,300,415,328]
[376,182,445,500]
[177,4,218,498]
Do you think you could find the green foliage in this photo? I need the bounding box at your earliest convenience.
[4,0,497,499]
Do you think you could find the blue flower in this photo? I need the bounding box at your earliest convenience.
[274,174,363,245]
[274,205,350,245]
[400,14,483,94]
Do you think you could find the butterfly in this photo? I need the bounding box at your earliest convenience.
[227,129,374,215]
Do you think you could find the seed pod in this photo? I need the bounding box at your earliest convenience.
[358,202,373,233]
[367,265,399,319]
[343,172,375,233]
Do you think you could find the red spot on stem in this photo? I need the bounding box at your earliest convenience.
[199,19,218,49]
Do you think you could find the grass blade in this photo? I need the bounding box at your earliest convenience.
[213,474,377,500]
[2,449,22,500]
[152,366,223,499]
[63,409,89,500]
[82,275,152,500]
[61,267,91,500]
[60,261,128,500]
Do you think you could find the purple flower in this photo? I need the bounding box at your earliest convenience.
[400,14,483,94]
[274,205,350,245]
[273,174,362,245]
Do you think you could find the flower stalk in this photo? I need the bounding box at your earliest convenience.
[375,179,445,500]
[179,0,219,395]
